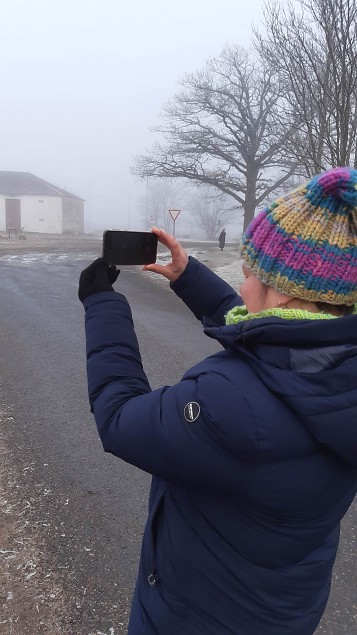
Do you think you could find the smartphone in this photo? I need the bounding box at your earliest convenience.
[102,230,158,265]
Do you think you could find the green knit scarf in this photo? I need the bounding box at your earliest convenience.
[225,304,357,325]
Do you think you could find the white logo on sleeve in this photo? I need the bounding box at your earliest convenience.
[184,402,200,422]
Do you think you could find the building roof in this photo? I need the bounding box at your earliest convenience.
[0,172,84,200]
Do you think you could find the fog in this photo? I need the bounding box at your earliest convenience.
[0,0,264,232]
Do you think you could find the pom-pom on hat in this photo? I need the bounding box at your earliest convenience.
[241,167,357,306]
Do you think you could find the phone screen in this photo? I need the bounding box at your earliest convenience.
[102,230,158,265]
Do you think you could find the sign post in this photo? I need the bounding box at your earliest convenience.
[169,209,181,236]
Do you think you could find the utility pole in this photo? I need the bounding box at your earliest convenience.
[122,181,131,229]
[145,177,149,230]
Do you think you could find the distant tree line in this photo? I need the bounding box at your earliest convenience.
[133,0,357,233]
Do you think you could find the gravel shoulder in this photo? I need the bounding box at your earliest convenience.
[0,404,69,634]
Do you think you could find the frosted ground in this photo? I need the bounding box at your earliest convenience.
[145,242,244,291]
[0,234,245,292]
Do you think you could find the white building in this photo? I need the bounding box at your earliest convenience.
[0,172,84,235]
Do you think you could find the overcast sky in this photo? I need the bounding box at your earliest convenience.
[0,0,265,230]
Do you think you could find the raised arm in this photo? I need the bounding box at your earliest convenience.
[83,289,253,493]
[144,227,242,324]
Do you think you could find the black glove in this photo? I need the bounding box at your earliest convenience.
[78,257,120,303]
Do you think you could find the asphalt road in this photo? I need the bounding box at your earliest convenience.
[0,252,355,634]
[0,253,220,634]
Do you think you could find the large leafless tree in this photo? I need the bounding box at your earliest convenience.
[133,46,296,232]
[257,0,357,175]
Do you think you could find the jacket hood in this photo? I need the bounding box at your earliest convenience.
[204,314,357,467]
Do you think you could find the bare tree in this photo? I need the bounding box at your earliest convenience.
[257,0,357,175]
[133,46,297,232]
[189,187,238,240]
[139,181,185,232]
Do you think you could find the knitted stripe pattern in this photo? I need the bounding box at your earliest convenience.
[225,305,343,325]
[241,167,357,305]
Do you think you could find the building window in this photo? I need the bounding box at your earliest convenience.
[38,199,44,203]
[39,218,45,222]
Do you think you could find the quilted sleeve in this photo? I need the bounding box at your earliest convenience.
[84,291,256,494]
[171,257,243,325]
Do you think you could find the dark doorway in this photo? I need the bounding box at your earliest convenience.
[5,199,21,231]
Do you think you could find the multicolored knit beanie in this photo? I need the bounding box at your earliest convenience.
[241,167,357,305]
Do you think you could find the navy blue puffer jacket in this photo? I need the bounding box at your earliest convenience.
[84,257,357,635]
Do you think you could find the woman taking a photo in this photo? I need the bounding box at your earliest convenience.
[79,167,357,635]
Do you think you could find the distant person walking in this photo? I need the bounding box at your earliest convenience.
[218,228,226,250]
